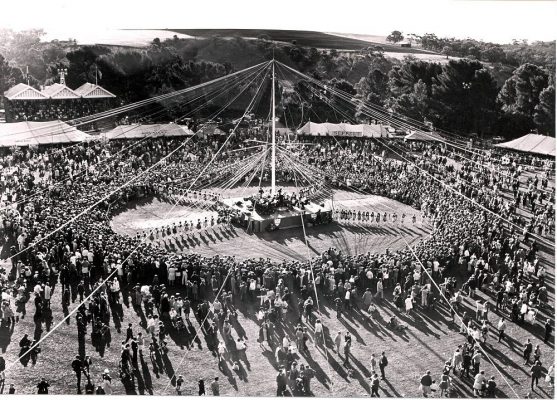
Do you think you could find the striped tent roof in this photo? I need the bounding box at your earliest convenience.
[297,121,391,138]
[100,124,194,140]
[495,134,556,157]
[0,120,91,147]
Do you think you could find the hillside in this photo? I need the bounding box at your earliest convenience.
[165,29,436,54]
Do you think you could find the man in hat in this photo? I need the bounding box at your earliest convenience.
[71,355,83,393]
[530,361,545,390]
[176,375,184,395]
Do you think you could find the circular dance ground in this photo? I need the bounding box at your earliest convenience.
[111,187,430,261]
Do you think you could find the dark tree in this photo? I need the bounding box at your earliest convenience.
[497,63,550,119]
[387,31,404,44]
[430,59,498,135]
[534,85,555,135]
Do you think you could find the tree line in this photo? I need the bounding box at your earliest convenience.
[0,29,554,137]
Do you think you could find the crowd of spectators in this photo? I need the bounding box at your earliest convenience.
[5,99,116,124]
[0,132,553,395]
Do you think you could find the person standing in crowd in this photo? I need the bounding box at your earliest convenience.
[472,348,482,376]
[210,377,219,396]
[523,339,533,365]
[473,370,487,397]
[497,318,507,343]
[533,344,542,364]
[530,361,544,390]
[419,370,434,397]
[546,364,554,388]
[276,369,287,396]
[405,295,413,316]
[544,319,552,344]
[370,353,378,375]
[486,376,497,398]
[176,375,184,395]
[37,378,50,394]
[370,373,380,397]
[343,335,352,368]
[71,356,83,393]
[198,379,206,396]
[334,331,342,354]
[102,369,112,395]
[314,318,324,347]
[439,370,451,397]
[379,352,388,380]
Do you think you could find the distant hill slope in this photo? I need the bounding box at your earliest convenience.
[165,28,435,54]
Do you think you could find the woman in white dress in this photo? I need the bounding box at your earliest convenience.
[405,295,413,315]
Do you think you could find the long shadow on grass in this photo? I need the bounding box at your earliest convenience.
[301,349,331,390]
[0,324,15,353]
[348,353,372,394]
[339,316,367,346]
[404,328,447,363]
[381,377,402,397]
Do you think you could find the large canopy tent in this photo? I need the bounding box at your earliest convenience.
[495,134,556,157]
[0,120,92,147]
[100,124,194,140]
[404,130,444,141]
[196,124,227,138]
[297,121,392,138]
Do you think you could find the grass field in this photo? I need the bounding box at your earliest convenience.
[0,188,554,398]
[111,189,428,262]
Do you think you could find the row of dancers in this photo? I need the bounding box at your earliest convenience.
[333,209,418,224]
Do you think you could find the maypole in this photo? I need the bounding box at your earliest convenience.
[271,59,276,195]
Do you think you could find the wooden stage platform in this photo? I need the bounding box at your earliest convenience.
[220,196,332,233]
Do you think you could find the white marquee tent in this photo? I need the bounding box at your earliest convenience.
[404,130,445,141]
[495,134,556,157]
[100,123,194,140]
[297,121,391,138]
[0,120,92,147]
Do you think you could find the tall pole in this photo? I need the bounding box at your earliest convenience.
[271,59,276,195]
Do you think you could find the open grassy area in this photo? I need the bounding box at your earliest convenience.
[111,189,428,262]
[0,188,554,397]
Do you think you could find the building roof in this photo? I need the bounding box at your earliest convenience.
[74,83,116,98]
[41,83,81,99]
[5,82,117,101]
[495,133,556,157]
[4,83,49,100]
